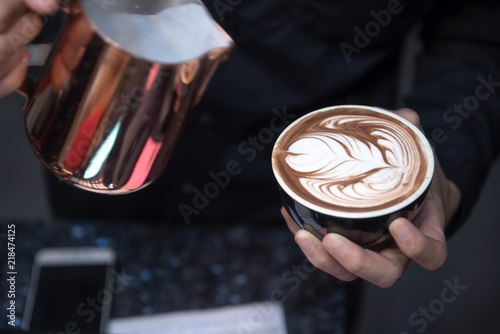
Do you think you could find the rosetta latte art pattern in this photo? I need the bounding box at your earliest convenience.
[275,110,426,212]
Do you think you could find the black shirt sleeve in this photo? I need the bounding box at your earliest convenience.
[404,0,500,236]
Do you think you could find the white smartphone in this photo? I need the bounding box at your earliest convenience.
[23,247,116,333]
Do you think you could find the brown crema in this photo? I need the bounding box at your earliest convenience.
[272,107,430,214]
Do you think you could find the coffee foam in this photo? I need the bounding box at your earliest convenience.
[272,106,434,218]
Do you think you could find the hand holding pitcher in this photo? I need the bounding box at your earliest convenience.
[4,0,233,194]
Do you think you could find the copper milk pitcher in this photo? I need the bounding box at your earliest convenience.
[19,0,233,194]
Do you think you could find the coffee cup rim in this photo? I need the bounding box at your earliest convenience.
[272,104,435,219]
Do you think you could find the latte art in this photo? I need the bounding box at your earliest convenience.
[273,107,433,215]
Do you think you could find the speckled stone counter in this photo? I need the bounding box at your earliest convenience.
[1,220,354,333]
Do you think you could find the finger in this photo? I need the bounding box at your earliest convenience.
[50,52,70,91]
[0,11,42,84]
[64,15,93,49]
[0,49,29,98]
[0,11,42,64]
[59,15,93,70]
[0,49,23,82]
[295,230,358,282]
[389,217,447,270]
[322,233,409,288]
[432,157,461,224]
[281,207,301,235]
[392,108,422,129]
[0,0,26,33]
[281,208,357,280]
[0,0,58,33]
[61,42,85,71]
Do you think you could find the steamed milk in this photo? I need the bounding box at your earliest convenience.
[272,107,431,215]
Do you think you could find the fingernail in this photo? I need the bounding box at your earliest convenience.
[297,234,315,254]
[326,235,347,257]
[392,221,412,241]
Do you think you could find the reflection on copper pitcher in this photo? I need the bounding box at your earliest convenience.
[19,0,233,194]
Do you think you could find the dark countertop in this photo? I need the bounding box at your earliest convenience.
[0,220,353,334]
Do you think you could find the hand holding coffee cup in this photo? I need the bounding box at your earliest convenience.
[272,105,435,246]
[274,106,461,287]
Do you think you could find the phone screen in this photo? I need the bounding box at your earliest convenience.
[28,264,110,333]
